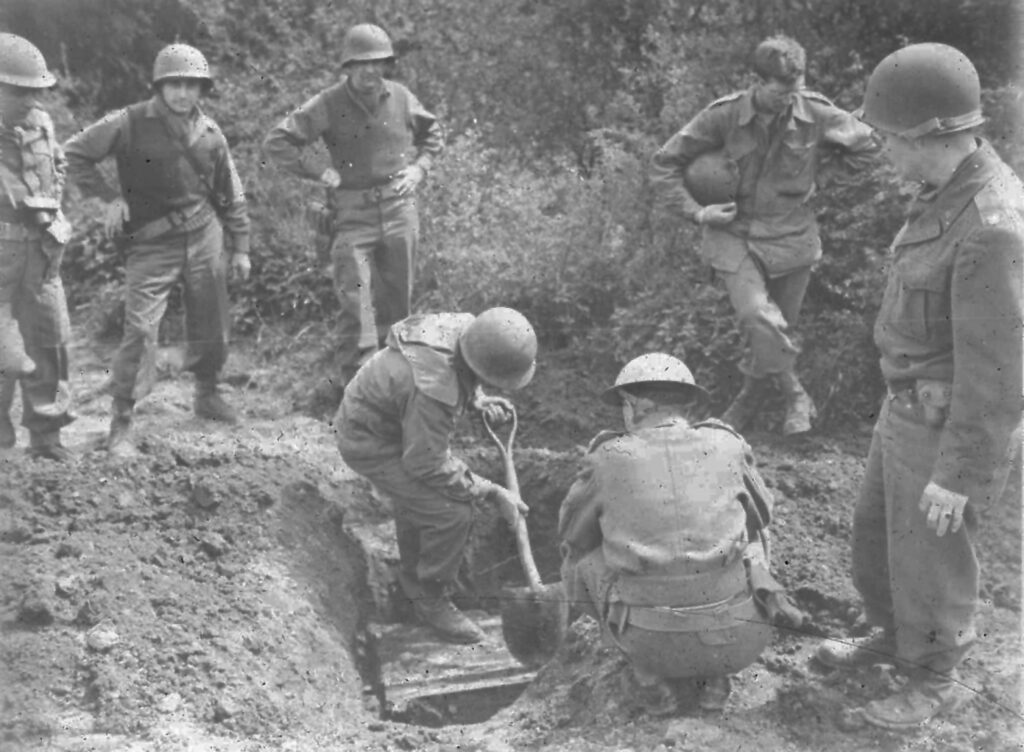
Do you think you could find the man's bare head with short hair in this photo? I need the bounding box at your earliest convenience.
[752,35,806,83]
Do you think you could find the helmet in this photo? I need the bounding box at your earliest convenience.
[684,151,739,206]
[0,33,56,89]
[152,44,213,89]
[860,43,984,138]
[340,24,395,67]
[459,307,537,392]
[601,353,709,405]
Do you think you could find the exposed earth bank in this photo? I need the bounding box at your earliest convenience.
[1,335,1021,752]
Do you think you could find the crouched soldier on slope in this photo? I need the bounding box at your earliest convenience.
[334,307,535,644]
[559,354,804,715]
[64,44,251,458]
[0,34,74,461]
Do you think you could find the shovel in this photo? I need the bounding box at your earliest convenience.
[483,408,568,668]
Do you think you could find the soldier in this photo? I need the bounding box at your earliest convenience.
[64,44,251,458]
[816,44,1023,730]
[0,33,75,461]
[651,35,878,435]
[559,354,804,715]
[262,23,444,411]
[334,307,534,644]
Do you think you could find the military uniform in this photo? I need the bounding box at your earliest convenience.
[651,88,877,378]
[335,313,496,586]
[0,102,73,448]
[853,140,1023,680]
[64,96,250,404]
[558,417,779,680]
[263,79,443,383]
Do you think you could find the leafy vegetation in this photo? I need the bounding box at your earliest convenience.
[2,0,1021,424]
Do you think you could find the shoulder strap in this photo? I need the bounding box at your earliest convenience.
[154,112,225,209]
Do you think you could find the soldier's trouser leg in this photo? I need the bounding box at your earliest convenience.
[0,235,33,377]
[9,235,72,436]
[110,232,187,402]
[851,419,896,633]
[341,453,474,586]
[721,256,810,377]
[371,196,418,347]
[331,216,382,382]
[180,219,229,383]
[854,397,1006,678]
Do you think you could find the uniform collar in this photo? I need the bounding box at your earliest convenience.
[736,86,815,127]
[343,78,392,111]
[913,139,997,228]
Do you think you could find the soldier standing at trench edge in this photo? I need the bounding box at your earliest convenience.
[651,35,878,436]
[262,23,443,414]
[64,43,252,458]
[817,43,1024,731]
[0,34,75,461]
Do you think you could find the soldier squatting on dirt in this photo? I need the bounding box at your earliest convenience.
[63,44,252,459]
[816,43,1024,731]
[262,24,444,414]
[334,308,535,644]
[650,35,879,437]
[558,354,805,715]
[0,34,74,461]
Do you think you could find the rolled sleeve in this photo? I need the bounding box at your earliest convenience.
[651,109,726,221]
[409,94,444,174]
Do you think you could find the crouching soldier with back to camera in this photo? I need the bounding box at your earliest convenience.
[559,354,805,715]
[64,44,251,458]
[817,44,1023,731]
[0,34,74,461]
[334,307,536,644]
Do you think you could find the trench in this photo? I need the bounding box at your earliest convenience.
[331,447,577,728]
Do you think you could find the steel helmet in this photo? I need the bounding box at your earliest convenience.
[340,24,395,67]
[601,353,709,405]
[152,44,213,90]
[684,151,739,206]
[0,33,56,89]
[459,307,537,392]
[859,43,984,138]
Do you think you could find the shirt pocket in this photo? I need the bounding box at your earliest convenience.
[888,256,951,342]
[775,137,816,193]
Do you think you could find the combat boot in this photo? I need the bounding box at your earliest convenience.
[107,397,136,458]
[816,630,897,669]
[0,377,15,449]
[194,380,239,424]
[720,376,767,431]
[414,581,486,644]
[777,371,816,436]
[0,302,34,378]
[27,430,72,462]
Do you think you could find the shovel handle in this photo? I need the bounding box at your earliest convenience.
[483,410,543,589]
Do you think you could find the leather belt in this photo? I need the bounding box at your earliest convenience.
[127,201,213,242]
[335,182,402,206]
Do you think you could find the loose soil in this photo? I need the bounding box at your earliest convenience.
[2,330,1020,752]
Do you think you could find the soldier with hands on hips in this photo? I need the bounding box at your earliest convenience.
[263,23,443,411]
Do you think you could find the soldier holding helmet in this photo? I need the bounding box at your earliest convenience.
[817,43,1023,730]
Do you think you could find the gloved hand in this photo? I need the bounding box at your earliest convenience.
[103,198,130,239]
[759,590,807,629]
[695,202,737,227]
[919,481,969,537]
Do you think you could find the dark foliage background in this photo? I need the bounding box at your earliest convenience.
[2,0,1021,426]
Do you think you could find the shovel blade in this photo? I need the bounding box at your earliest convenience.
[499,582,568,668]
